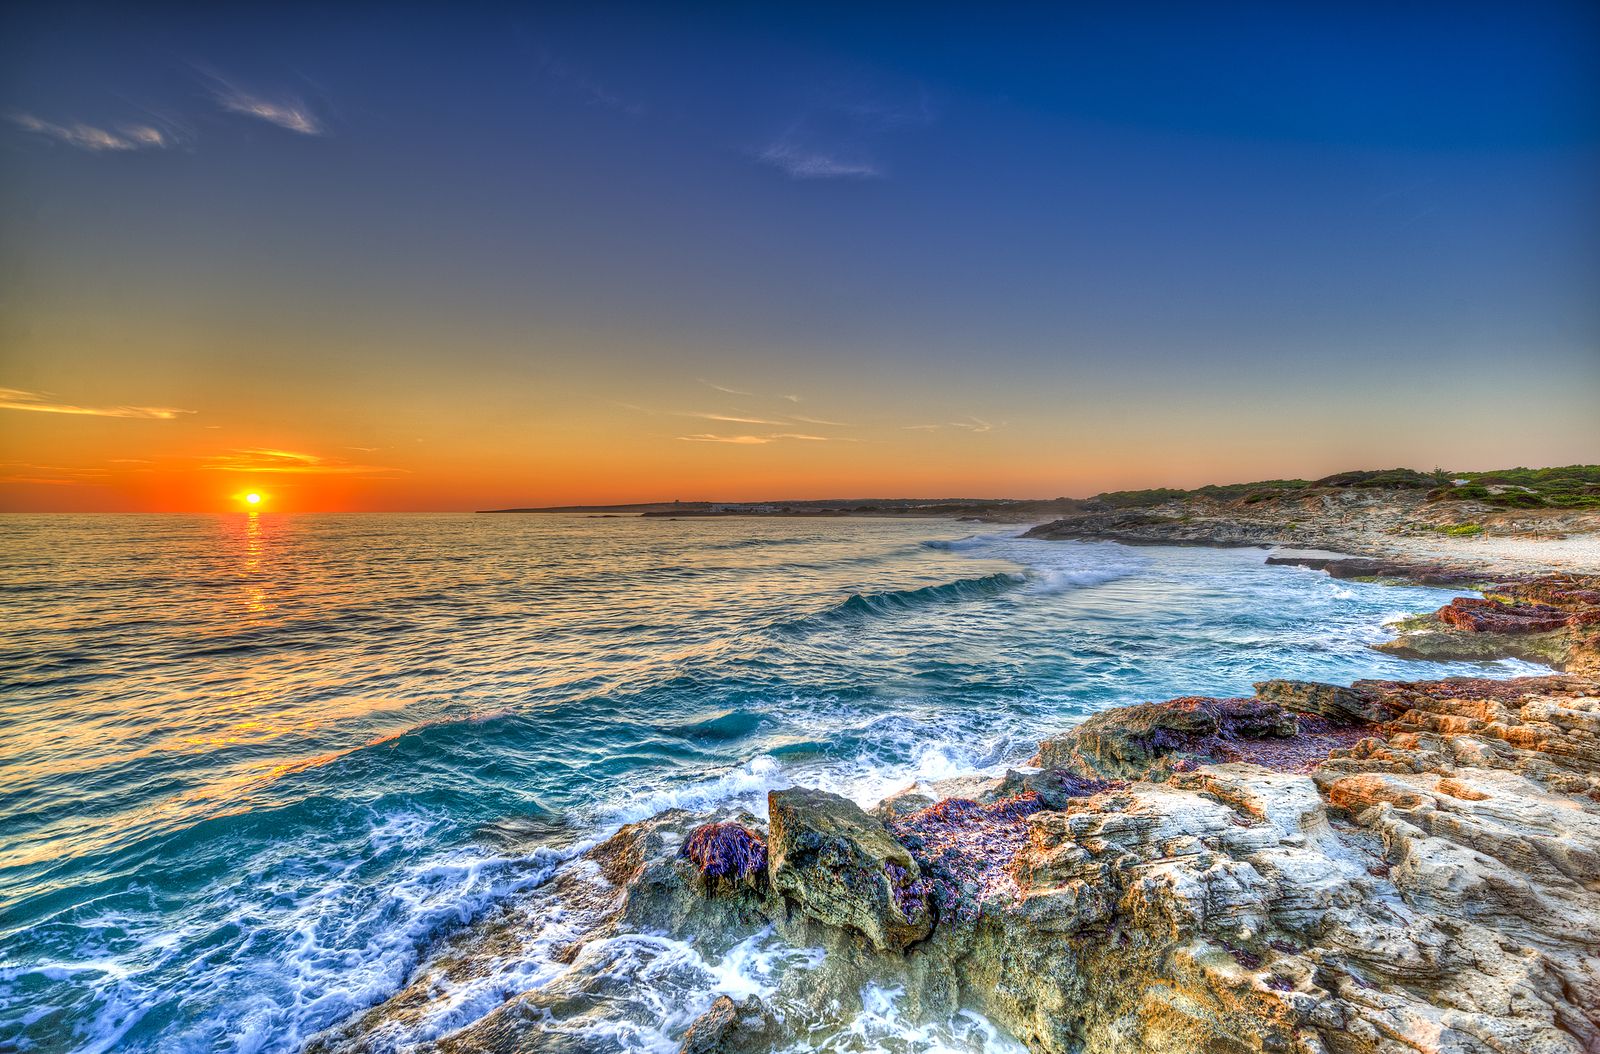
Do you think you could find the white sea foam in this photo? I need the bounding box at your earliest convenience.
[928,531,1147,596]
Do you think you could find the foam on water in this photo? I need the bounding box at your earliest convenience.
[0,513,1549,1053]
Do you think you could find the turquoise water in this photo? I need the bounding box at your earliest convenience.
[0,514,1541,1053]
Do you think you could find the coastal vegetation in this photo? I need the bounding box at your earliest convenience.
[1091,465,1600,510]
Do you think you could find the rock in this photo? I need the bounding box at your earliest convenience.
[1263,555,1482,586]
[1033,695,1300,780]
[1252,679,1391,724]
[767,787,933,951]
[962,676,1600,1054]
[1436,596,1574,633]
[887,794,1046,924]
[679,995,781,1054]
[1376,574,1600,677]
[682,822,768,891]
[315,676,1600,1054]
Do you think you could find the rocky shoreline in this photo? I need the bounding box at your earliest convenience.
[310,561,1600,1054]
[1023,485,1600,577]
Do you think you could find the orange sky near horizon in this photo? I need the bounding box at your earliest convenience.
[4,359,1598,513]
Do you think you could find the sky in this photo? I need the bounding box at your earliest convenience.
[2,1,1597,512]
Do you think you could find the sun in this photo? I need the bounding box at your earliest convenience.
[244,492,263,506]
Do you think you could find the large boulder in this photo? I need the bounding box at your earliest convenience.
[767,787,933,951]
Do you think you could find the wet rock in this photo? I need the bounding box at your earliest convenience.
[678,995,781,1054]
[1263,555,1482,586]
[1253,679,1390,724]
[315,676,1600,1054]
[1033,695,1299,781]
[767,787,933,951]
[1377,574,1600,676]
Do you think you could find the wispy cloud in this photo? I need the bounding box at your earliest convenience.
[681,412,787,425]
[677,434,772,445]
[758,141,881,180]
[903,416,1000,434]
[0,387,194,419]
[213,85,322,135]
[787,414,850,427]
[10,113,173,152]
[757,83,936,182]
[202,448,402,475]
[538,54,646,117]
[0,461,113,486]
[780,394,802,403]
[676,432,852,445]
[700,380,754,397]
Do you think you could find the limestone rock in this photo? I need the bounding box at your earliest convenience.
[1033,695,1300,780]
[1253,679,1391,724]
[678,995,780,1054]
[767,787,933,951]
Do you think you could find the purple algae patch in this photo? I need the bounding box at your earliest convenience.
[683,822,768,880]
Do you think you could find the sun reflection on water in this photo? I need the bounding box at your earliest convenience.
[241,509,270,617]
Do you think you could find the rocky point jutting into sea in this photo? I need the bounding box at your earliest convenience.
[307,482,1600,1054]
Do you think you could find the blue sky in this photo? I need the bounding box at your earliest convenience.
[2,2,1597,509]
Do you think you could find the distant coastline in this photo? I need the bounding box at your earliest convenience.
[478,466,1600,538]
[478,497,1086,521]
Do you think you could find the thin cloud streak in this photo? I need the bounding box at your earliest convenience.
[0,387,194,419]
[538,54,646,117]
[676,434,771,445]
[10,113,171,152]
[700,381,754,396]
[904,416,1000,434]
[787,414,850,427]
[681,412,787,425]
[758,141,881,179]
[676,432,853,444]
[214,88,322,135]
[202,448,402,474]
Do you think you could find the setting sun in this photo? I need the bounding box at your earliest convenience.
[244,492,262,506]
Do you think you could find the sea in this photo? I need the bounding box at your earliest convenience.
[0,514,1546,1053]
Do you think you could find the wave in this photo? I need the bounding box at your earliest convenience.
[920,530,1021,552]
[1024,561,1143,595]
[0,804,568,1054]
[802,571,1026,627]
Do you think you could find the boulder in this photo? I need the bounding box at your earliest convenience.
[679,995,781,1054]
[767,787,933,950]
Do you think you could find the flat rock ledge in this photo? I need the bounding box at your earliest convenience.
[1376,573,1600,678]
[310,672,1600,1054]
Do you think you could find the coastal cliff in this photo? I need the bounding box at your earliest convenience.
[311,575,1600,1054]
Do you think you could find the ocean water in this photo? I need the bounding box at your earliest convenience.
[0,514,1544,1054]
